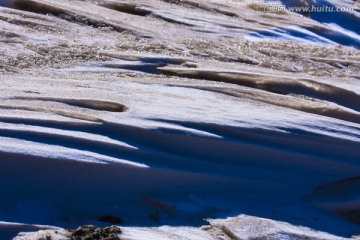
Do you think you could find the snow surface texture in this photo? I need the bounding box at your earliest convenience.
[13,215,357,240]
[0,0,359,239]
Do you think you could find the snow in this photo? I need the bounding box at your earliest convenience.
[11,215,356,240]
[258,0,360,48]
[245,26,337,45]
[0,0,359,239]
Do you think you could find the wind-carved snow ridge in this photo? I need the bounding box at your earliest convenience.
[246,26,337,46]
[0,0,360,239]
[0,95,148,167]
[160,67,360,125]
[1,114,360,237]
[257,0,360,48]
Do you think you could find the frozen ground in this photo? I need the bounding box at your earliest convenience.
[0,0,359,239]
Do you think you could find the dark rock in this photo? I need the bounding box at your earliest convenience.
[70,225,121,240]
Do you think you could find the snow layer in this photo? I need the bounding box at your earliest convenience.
[12,215,357,240]
[0,0,359,239]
